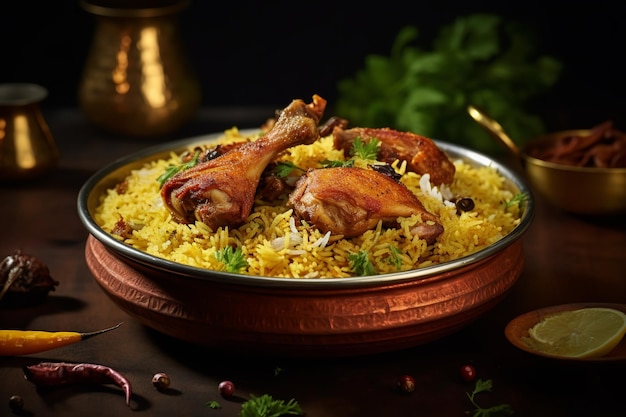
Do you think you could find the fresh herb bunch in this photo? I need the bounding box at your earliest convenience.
[335,14,562,154]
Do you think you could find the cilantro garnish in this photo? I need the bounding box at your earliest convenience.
[157,150,201,187]
[505,193,528,208]
[240,394,303,417]
[348,251,378,276]
[319,137,378,168]
[273,161,304,178]
[466,379,514,417]
[320,159,355,168]
[388,245,403,270]
[214,246,249,273]
[350,136,380,160]
[204,400,221,409]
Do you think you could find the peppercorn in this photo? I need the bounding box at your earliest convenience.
[459,364,477,382]
[397,375,415,393]
[218,380,235,397]
[8,395,24,412]
[152,373,171,391]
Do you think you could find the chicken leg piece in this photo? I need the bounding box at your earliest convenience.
[333,127,456,185]
[288,167,444,244]
[161,95,326,229]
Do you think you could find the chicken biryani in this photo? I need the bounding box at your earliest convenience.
[93,95,524,278]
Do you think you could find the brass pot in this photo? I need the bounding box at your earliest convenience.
[522,130,626,215]
[78,0,201,138]
[0,83,59,181]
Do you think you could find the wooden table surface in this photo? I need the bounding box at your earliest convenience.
[1,108,625,417]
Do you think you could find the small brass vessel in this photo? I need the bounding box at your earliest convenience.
[0,83,59,181]
[78,0,201,138]
[468,105,626,215]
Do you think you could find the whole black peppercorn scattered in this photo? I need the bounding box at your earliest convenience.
[9,395,24,412]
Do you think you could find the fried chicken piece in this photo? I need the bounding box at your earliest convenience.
[288,167,444,243]
[161,95,326,229]
[333,127,456,185]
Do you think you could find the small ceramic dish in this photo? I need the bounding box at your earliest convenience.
[504,302,626,362]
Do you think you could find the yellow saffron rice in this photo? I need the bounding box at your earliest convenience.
[94,128,523,278]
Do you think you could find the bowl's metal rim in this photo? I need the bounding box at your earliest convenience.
[522,153,626,174]
[77,130,535,289]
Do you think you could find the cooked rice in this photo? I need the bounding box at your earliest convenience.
[94,128,523,278]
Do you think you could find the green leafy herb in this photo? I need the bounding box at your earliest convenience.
[387,245,403,270]
[214,246,249,273]
[239,394,303,417]
[348,251,378,276]
[320,159,354,168]
[466,379,514,417]
[205,400,221,409]
[157,150,201,187]
[350,136,380,160]
[505,192,528,208]
[335,14,562,154]
[273,161,304,178]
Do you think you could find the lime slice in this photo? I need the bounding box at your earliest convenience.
[527,307,626,358]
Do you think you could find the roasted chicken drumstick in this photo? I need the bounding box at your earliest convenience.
[288,167,444,244]
[161,95,326,229]
[333,127,456,185]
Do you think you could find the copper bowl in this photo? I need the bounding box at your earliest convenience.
[521,130,626,215]
[77,132,534,357]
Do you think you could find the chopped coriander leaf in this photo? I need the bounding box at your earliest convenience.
[350,136,380,160]
[205,400,221,409]
[273,161,304,178]
[388,245,403,270]
[240,394,303,417]
[505,193,528,208]
[214,246,249,273]
[157,150,201,188]
[348,251,378,276]
[320,159,354,168]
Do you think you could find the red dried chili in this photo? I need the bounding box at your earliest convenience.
[23,362,132,406]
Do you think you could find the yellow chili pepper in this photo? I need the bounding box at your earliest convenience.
[0,323,122,356]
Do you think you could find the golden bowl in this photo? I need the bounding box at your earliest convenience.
[77,132,534,357]
[521,130,626,216]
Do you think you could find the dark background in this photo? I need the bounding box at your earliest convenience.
[1,0,625,129]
